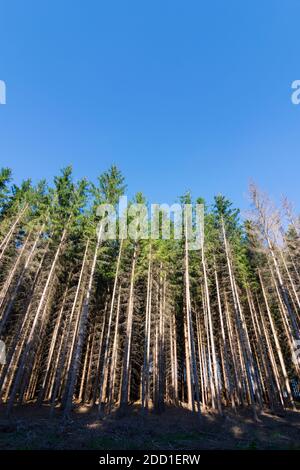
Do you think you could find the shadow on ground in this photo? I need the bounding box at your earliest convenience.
[1,403,300,450]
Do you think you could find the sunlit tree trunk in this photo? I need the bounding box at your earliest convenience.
[120,243,137,409]
[63,227,102,417]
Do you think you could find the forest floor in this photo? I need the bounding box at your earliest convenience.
[0,403,300,450]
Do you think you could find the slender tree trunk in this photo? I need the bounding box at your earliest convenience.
[63,227,102,418]
[98,240,123,414]
[120,244,137,409]
[0,204,28,262]
[6,227,67,415]
[259,270,295,409]
[142,245,152,411]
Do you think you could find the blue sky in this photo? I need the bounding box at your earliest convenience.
[0,0,300,213]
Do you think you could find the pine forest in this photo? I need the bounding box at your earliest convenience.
[0,164,300,422]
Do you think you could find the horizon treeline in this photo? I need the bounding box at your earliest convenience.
[0,165,299,419]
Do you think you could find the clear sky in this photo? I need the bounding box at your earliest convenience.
[0,0,299,214]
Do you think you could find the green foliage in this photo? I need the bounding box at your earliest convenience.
[0,167,12,213]
[92,164,126,207]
